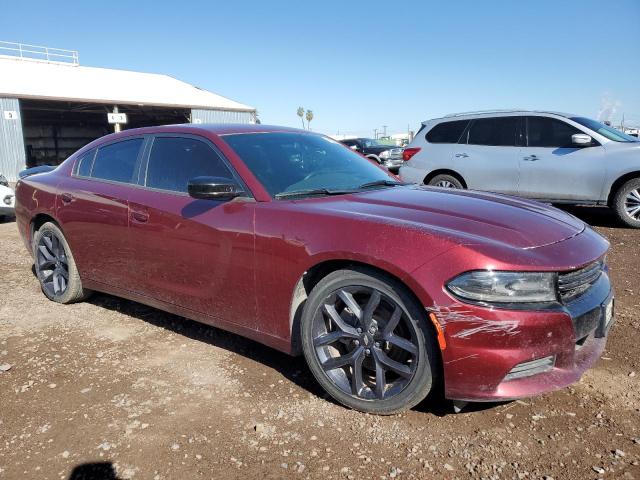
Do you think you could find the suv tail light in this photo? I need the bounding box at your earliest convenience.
[402,147,421,161]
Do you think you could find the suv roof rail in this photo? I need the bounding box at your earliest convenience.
[443,109,524,118]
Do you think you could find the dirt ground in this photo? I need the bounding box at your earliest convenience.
[0,207,639,480]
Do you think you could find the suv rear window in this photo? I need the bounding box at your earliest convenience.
[91,138,143,183]
[467,117,519,146]
[426,120,469,144]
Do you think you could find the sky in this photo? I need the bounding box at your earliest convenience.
[2,0,639,137]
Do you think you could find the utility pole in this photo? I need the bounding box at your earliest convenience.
[113,105,121,133]
[382,125,387,137]
[374,128,378,139]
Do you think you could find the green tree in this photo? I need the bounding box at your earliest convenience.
[305,109,314,130]
[297,107,305,129]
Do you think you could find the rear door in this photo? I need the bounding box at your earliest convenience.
[517,116,606,201]
[451,116,522,194]
[126,134,257,327]
[56,137,145,289]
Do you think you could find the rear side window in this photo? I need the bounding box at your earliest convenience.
[75,149,96,177]
[426,120,469,144]
[91,139,143,183]
[145,137,234,193]
[527,116,582,148]
[467,117,519,146]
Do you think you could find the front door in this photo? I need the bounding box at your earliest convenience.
[126,134,257,327]
[517,116,606,201]
[451,116,522,195]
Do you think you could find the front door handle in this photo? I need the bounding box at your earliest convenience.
[131,210,149,223]
[60,193,74,204]
[455,153,469,158]
[523,155,539,161]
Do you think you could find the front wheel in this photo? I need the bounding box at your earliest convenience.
[33,222,92,303]
[301,267,439,415]
[612,178,640,228]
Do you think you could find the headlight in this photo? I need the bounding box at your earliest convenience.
[379,150,390,159]
[3,195,13,206]
[447,271,557,303]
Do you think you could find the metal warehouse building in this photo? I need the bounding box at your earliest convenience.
[0,42,256,181]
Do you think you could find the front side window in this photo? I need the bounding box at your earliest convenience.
[527,117,581,148]
[145,137,234,193]
[426,120,470,144]
[221,132,393,197]
[91,139,143,183]
[570,116,638,143]
[467,117,519,146]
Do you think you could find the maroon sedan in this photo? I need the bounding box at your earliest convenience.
[15,124,614,414]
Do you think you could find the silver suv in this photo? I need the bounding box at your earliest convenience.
[399,110,640,227]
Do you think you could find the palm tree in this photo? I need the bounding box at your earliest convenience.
[297,107,305,129]
[305,109,314,130]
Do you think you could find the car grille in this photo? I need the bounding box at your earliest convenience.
[558,260,604,302]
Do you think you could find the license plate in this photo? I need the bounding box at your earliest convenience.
[605,299,614,325]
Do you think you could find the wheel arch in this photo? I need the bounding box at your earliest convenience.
[607,170,640,206]
[30,213,63,248]
[423,169,467,188]
[288,259,436,357]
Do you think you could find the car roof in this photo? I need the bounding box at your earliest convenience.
[99,123,311,139]
[422,110,577,124]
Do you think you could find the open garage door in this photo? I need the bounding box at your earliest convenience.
[20,100,190,167]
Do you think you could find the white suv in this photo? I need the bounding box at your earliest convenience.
[399,110,640,227]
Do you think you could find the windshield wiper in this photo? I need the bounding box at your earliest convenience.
[275,188,354,199]
[358,179,406,189]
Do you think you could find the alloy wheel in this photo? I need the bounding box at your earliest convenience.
[624,188,640,220]
[311,286,419,401]
[435,180,457,188]
[36,232,69,296]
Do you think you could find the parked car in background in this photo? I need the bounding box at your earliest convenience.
[16,124,614,414]
[0,174,9,187]
[340,138,404,172]
[400,111,640,227]
[0,182,15,221]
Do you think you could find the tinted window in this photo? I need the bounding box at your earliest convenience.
[426,120,469,144]
[527,117,581,148]
[92,139,143,183]
[76,149,95,177]
[146,137,234,193]
[467,117,519,146]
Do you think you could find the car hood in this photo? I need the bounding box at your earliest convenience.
[307,186,585,249]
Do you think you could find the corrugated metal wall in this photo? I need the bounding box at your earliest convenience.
[0,98,26,182]
[191,109,256,124]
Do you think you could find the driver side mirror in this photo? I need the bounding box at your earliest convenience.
[187,176,245,200]
[571,133,593,146]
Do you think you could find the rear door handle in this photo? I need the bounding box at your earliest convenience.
[60,193,74,204]
[523,155,539,161]
[455,153,469,158]
[131,209,149,223]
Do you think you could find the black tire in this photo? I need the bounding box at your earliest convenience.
[612,178,640,228]
[427,174,464,189]
[32,221,92,303]
[301,267,439,415]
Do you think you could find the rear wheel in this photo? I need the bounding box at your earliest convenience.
[33,222,91,303]
[427,174,463,189]
[613,178,640,228]
[301,267,439,414]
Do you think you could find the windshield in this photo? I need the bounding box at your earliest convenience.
[362,138,393,148]
[222,132,395,198]
[570,117,638,142]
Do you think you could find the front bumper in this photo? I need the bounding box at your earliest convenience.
[433,273,613,402]
[382,158,404,171]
